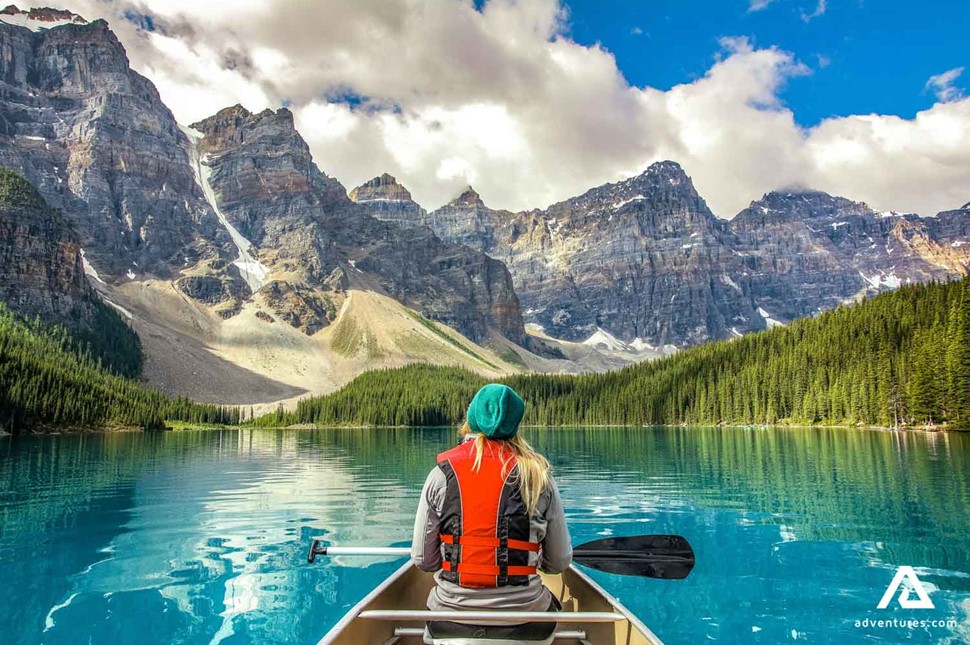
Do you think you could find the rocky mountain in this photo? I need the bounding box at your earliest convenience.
[347,173,425,226]
[0,8,535,406]
[354,163,763,346]
[1,4,967,405]
[0,9,525,344]
[729,190,970,323]
[0,166,91,323]
[353,166,970,348]
[0,10,232,280]
[186,105,525,344]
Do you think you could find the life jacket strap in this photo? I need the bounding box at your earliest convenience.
[441,562,538,576]
[439,534,541,552]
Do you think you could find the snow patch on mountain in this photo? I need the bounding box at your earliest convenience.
[859,270,902,290]
[757,307,784,328]
[79,248,105,285]
[181,125,270,294]
[583,327,630,352]
[612,195,645,210]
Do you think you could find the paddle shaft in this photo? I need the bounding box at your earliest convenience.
[308,534,694,579]
[309,546,683,559]
[311,546,410,557]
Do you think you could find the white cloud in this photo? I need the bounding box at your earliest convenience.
[800,0,827,22]
[748,0,777,11]
[21,0,970,217]
[925,67,965,103]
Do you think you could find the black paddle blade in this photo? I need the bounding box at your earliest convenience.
[573,534,695,579]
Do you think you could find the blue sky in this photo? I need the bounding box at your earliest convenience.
[564,0,967,125]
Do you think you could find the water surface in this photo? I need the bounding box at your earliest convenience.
[1,427,968,644]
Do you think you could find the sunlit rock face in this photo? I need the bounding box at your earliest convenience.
[729,191,970,323]
[191,106,525,344]
[348,173,425,227]
[358,162,762,346]
[356,166,970,348]
[0,12,230,279]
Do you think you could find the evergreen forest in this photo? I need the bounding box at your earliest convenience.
[0,303,240,433]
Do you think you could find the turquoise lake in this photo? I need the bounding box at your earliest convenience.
[1,427,969,644]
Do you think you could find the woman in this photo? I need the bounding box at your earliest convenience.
[411,383,572,643]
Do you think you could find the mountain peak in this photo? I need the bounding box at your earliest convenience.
[190,104,252,133]
[452,185,484,207]
[349,173,413,203]
[360,173,400,189]
[733,188,876,226]
[643,160,686,175]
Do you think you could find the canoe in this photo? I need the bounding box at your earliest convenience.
[319,562,664,644]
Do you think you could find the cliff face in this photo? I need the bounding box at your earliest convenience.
[0,166,90,322]
[0,165,141,375]
[513,162,757,345]
[0,13,229,278]
[729,191,970,322]
[355,162,761,345]
[189,105,525,344]
[354,168,970,348]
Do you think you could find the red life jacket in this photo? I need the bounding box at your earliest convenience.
[436,439,541,588]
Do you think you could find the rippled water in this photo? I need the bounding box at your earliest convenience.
[1,427,969,644]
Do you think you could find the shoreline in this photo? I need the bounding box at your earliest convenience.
[3,421,963,438]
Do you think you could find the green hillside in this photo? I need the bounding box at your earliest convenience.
[258,276,970,430]
[0,303,239,433]
[0,166,143,378]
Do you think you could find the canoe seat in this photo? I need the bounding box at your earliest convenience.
[424,618,556,644]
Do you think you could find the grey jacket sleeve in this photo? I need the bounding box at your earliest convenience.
[411,467,445,572]
[538,476,572,573]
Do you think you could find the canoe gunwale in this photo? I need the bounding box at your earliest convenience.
[318,562,665,645]
[318,561,415,644]
[566,564,664,644]
[358,610,628,623]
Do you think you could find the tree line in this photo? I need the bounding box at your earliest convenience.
[0,303,239,433]
[256,276,970,430]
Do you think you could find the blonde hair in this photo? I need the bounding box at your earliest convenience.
[459,422,550,516]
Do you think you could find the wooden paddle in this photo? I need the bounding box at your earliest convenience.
[308,534,694,579]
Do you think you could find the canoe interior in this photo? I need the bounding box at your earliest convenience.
[320,563,663,644]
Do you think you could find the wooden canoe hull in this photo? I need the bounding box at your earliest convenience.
[319,563,664,644]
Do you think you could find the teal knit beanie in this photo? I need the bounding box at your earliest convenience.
[466,384,525,439]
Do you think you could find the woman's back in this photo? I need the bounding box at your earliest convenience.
[410,383,572,617]
[412,435,571,612]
